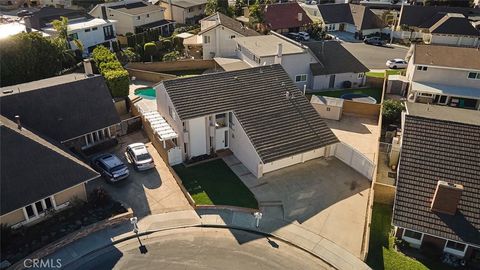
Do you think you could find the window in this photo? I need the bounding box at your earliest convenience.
[146,14,150,18]
[103,25,115,40]
[230,35,235,39]
[417,65,428,71]
[203,35,210,44]
[85,28,91,32]
[92,27,98,31]
[404,229,422,240]
[137,16,140,20]
[68,33,78,40]
[35,201,44,213]
[184,143,187,154]
[188,8,193,12]
[25,205,35,218]
[357,73,365,79]
[45,197,53,209]
[295,74,307,82]
[446,241,466,252]
[468,72,480,80]
[326,107,331,111]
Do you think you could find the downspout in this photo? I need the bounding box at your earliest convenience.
[168,0,173,20]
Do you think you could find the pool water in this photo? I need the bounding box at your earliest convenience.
[135,87,156,100]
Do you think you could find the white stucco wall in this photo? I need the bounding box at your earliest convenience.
[313,72,365,90]
[430,35,479,47]
[188,117,207,157]
[202,26,243,60]
[161,2,205,24]
[409,66,480,89]
[311,103,342,120]
[262,147,325,175]
[68,22,116,53]
[228,113,262,178]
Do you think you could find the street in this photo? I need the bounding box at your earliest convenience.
[66,227,332,270]
[341,42,409,69]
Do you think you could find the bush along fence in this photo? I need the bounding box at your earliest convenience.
[92,46,129,98]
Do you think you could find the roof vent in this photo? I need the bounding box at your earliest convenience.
[15,115,22,130]
[298,12,302,22]
[2,89,13,94]
[431,180,463,215]
[233,76,239,80]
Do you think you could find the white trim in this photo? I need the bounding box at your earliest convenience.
[444,240,468,257]
[396,226,480,250]
[402,228,424,248]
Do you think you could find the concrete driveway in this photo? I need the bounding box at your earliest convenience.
[224,155,371,258]
[341,42,409,69]
[86,131,191,218]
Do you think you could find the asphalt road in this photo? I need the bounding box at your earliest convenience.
[341,42,409,70]
[67,227,331,270]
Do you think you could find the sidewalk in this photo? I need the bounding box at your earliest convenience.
[40,209,371,270]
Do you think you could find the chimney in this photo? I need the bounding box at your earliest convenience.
[15,115,21,130]
[83,59,94,76]
[275,43,283,64]
[430,181,463,215]
[298,12,302,22]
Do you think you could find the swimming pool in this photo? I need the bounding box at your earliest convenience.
[340,93,377,104]
[134,87,156,100]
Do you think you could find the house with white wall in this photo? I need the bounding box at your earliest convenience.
[315,3,386,37]
[404,44,480,110]
[394,5,480,46]
[392,102,480,262]
[158,0,207,24]
[90,0,174,35]
[234,32,368,90]
[198,12,259,60]
[24,7,117,55]
[155,65,339,178]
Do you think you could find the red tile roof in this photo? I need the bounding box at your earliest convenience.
[264,2,312,30]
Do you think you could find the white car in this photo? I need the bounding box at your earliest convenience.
[125,143,155,171]
[386,59,408,69]
[298,32,310,41]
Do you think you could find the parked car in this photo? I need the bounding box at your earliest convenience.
[286,32,300,41]
[386,59,408,69]
[125,143,155,171]
[364,37,386,46]
[91,153,130,183]
[297,32,310,41]
[17,10,33,17]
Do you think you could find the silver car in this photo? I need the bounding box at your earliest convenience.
[125,143,155,171]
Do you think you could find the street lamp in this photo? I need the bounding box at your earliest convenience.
[130,217,139,234]
[253,211,263,228]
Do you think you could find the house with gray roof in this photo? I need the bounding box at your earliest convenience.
[0,116,100,228]
[394,5,480,46]
[197,12,259,60]
[154,65,338,178]
[392,102,480,261]
[404,44,480,110]
[158,0,207,24]
[234,32,368,90]
[0,73,121,151]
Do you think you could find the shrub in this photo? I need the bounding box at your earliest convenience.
[382,99,405,125]
[103,69,129,97]
[98,60,123,73]
[143,42,157,61]
[92,46,117,65]
[163,51,180,62]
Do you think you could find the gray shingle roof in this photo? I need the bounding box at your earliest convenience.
[429,14,479,36]
[317,4,385,30]
[393,104,480,246]
[162,65,339,163]
[109,1,163,15]
[0,116,99,215]
[398,5,480,28]
[306,41,369,76]
[0,74,121,142]
[413,44,480,71]
[198,12,259,37]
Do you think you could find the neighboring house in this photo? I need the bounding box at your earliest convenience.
[234,32,368,89]
[263,2,312,33]
[24,7,117,54]
[392,102,480,261]
[198,12,259,60]
[0,116,100,228]
[37,0,82,9]
[316,3,386,37]
[0,73,121,151]
[404,44,480,110]
[89,0,174,35]
[155,65,339,178]
[395,5,480,46]
[157,0,207,24]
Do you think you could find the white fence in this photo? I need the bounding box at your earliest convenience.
[333,142,375,181]
[392,30,423,40]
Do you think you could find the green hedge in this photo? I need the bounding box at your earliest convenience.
[92,46,129,97]
[103,69,129,97]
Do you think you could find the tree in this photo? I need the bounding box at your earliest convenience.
[0,32,66,87]
[205,0,230,16]
[234,0,244,16]
[249,1,264,25]
[382,99,405,125]
[52,16,84,56]
[143,42,157,62]
[305,21,326,40]
[162,51,180,62]
[91,46,130,97]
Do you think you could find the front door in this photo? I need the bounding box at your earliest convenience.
[215,129,228,150]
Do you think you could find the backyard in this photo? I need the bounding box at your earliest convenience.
[366,69,403,79]
[315,87,382,104]
[366,203,455,270]
[173,159,258,209]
